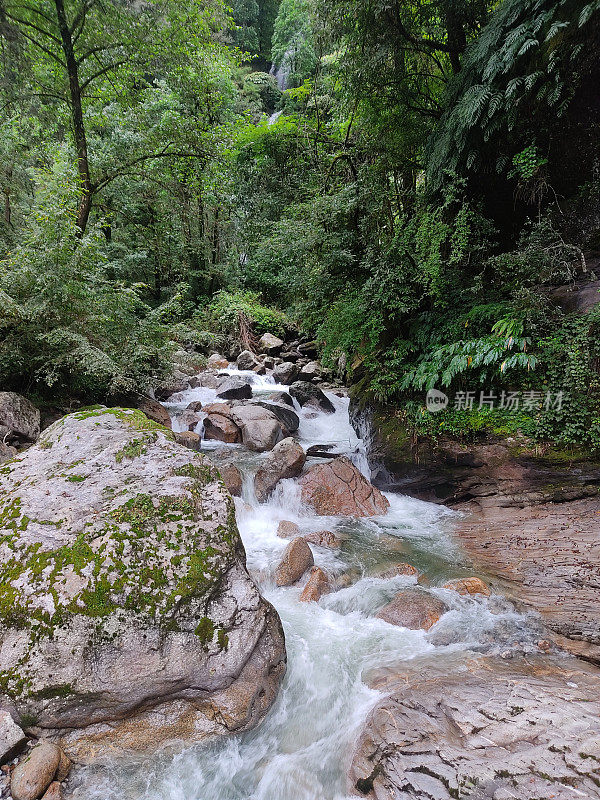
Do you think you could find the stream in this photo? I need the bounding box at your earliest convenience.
[75,368,541,800]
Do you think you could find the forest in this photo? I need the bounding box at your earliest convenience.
[1,0,600,450]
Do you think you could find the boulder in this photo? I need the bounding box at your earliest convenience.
[0,442,17,465]
[273,362,298,385]
[41,782,62,800]
[186,401,204,413]
[251,400,299,434]
[220,463,243,497]
[153,379,189,401]
[259,333,284,355]
[189,372,221,390]
[267,391,294,407]
[202,403,235,420]
[231,406,285,452]
[275,538,314,586]
[280,350,303,363]
[442,577,491,597]
[252,363,267,375]
[55,750,70,782]
[303,530,340,549]
[378,563,419,579]
[298,361,323,382]
[0,408,285,761]
[236,350,261,371]
[376,589,448,631]
[0,711,26,766]
[299,567,330,603]
[174,431,202,451]
[11,741,61,800]
[299,457,390,517]
[136,397,172,429]
[0,393,40,442]
[289,382,335,414]
[204,414,242,444]
[174,409,201,432]
[298,341,318,357]
[216,379,253,401]
[254,439,306,503]
[207,353,229,369]
[277,521,301,539]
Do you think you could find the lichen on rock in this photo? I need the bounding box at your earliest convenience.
[0,408,285,761]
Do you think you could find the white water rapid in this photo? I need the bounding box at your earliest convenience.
[74,368,541,800]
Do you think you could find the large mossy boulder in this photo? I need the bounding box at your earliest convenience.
[0,408,285,762]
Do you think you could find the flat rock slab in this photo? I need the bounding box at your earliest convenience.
[454,497,600,659]
[350,653,600,800]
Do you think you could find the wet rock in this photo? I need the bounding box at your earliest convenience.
[216,379,253,401]
[136,397,172,429]
[220,463,243,497]
[204,414,242,444]
[305,444,345,459]
[300,457,390,517]
[254,439,306,503]
[186,401,204,413]
[303,530,340,549]
[41,782,62,800]
[289,382,335,414]
[299,567,330,603]
[0,392,40,442]
[251,400,299,434]
[350,653,600,800]
[189,372,221,390]
[175,409,201,432]
[174,431,202,451]
[207,353,229,369]
[443,577,491,596]
[0,712,26,765]
[236,350,261,371]
[252,363,267,375]
[272,362,298,385]
[154,379,189,401]
[376,589,448,631]
[275,538,314,586]
[259,333,284,355]
[378,563,419,579]
[277,521,301,539]
[231,406,285,452]
[11,741,61,800]
[0,409,286,761]
[298,361,323,382]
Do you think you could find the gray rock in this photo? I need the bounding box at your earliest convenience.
[0,408,285,761]
[0,711,26,766]
[0,393,40,442]
[298,341,318,357]
[11,741,61,800]
[267,391,294,407]
[273,362,299,384]
[289,382,335,414]
[258,333,284,355]
[251,400,299,434]
[254,439,306,502]
[231,406,285,452]
[154,379,189,401]
[216,379,253,401]
[189,371,221,390]
[350,654,600,800]
[0,441,17,464]
[298,361,323,381]
[236,350,261,371]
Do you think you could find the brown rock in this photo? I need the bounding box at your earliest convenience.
[376,589,448,631]
[154,379,188,401]
[203,414,242,444]
[299,457,390,517]
[202,403,235,420]
[174,431,202,451]
[254,438,306,502]
[41,782,62,800]
[54,750,70,783]
[275,538,314,586]
[11,741,61,800]
[442,577,491,597]
[230,406,285,452]
[207,353,229,369]
[220,464,243,497]
[137,397,172,429]
[186,401,204,413]
[299,567,330,602]
[303,530,340,549]
[379,563,419,579]
[277,521,300,539]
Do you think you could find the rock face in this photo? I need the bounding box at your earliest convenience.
[0,408,285,761]
[300,457,390,517]
[0,392,40,442]
[11,741,61,800]
[350,654,600,800]
[0,711,26,765]
[231,406,285,452]
[275,538,314,586]
[254,439,306,502]
[289,382,335,413]
[376,589,448,631]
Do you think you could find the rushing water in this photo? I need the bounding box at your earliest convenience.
[74,369,541,799]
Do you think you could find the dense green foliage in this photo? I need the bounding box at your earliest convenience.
[1,0,600,448]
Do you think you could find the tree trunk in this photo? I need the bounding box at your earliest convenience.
[54,0,93,233]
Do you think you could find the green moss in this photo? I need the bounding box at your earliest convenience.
[66,474,87,483]
[115,437,150,463]
[217,628,229,650]
[194,616,215,643]
[71,407,174,439]
[31,683,73,700]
